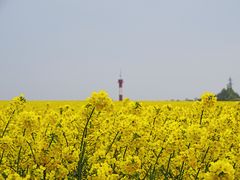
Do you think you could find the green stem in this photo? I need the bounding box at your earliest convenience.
[165,151,175,180]
[48,133,56,149]
[105,131,120,156]
[77,107,95,180]
[16,129,26,173]
[144,147,164,179]
[44,123,50,136]
[26,141,37,165]
[16,147,22,172]
[0,149,5,164]
[62,131,69,147]
[143,164,152,180]
[152,147,164,176]
[199,109,204,125]
[201,146,210,164]
[123,146,128,161]
[178,161,185,180]
[1,110,15,138]
[195,147,210,179]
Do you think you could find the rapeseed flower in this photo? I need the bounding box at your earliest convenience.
[88,91,113,111]
[0,93,240,179]
[201,92,217,108]
[205,159,235,180]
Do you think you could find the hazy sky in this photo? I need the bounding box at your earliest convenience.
[0,0,240,100]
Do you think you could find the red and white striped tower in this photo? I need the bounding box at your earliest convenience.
[118,72,124,101]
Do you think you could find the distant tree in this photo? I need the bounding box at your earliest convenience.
[217,78,240,101]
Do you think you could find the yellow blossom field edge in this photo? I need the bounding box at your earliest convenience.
[0,91,239,179]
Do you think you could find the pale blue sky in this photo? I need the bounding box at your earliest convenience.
[0,0,240,100]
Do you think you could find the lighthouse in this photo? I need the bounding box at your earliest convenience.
[118,73,124,101]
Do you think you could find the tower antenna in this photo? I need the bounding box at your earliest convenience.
[227,77,232,89]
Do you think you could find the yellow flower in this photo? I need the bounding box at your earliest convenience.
[1,92,240,179]
[201,92,217,108]
[88,91,113,111]
[119,155,141,176]
[205,159,235,180]
[6,172,21,180]
[0,135,13,150]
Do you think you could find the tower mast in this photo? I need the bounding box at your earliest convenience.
[227,77,232,89]
[118,71,124,101]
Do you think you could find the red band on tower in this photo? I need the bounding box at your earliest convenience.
[118,75,124,101]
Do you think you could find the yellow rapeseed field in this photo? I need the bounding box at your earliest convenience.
[0,91,239,179]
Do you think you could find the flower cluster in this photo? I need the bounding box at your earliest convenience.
[0,91,240,179]
[201,92,217,108]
